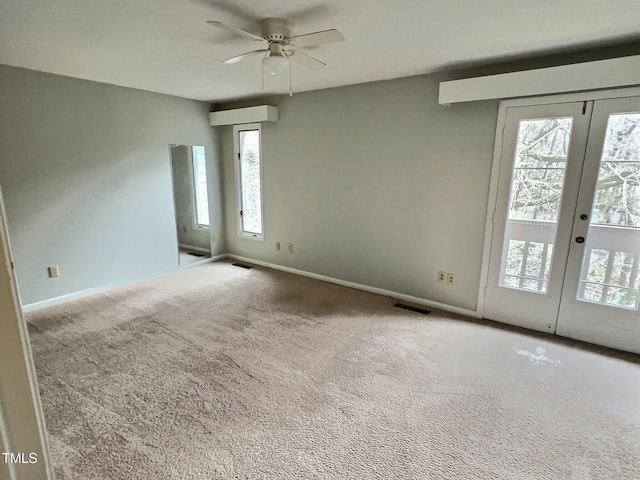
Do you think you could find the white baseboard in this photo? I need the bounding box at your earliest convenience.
[226,254,480,319]
[178,244,211,254]
[23,252,478,320]
[22,258,217,312]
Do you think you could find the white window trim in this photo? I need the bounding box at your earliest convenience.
[190,146,210,231]
[233,123,264,241]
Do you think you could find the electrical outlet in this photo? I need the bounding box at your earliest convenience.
[48,265,60,278]
[275,241,281,251]
[446,273,455,285]
[288,243,294,253]
[438,271,446,283]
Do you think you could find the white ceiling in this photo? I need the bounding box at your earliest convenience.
[1,0,639,102]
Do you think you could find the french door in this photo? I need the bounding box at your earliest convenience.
[484,95,640,354]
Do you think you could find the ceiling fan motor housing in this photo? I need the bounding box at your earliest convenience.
[259,18,294,43]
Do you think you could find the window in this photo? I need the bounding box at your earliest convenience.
[234,124,263,239]
[192,145,209,228]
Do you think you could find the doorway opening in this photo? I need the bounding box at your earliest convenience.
[483,93,640,354]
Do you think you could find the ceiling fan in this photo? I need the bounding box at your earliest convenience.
[207,18,345,95]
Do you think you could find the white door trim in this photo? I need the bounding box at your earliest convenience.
[0,187,53,479]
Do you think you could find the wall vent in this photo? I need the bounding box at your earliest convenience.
[393,303,431,315]
[232,263,253,269]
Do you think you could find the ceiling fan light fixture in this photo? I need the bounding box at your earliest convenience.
[263,53,289,76]
[208,17,344,96]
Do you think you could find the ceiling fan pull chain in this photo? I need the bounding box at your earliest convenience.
[288,53,293,97]
[261,50,269,92]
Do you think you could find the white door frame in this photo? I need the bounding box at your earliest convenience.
[0,187,53,480]
[477,85,640,319]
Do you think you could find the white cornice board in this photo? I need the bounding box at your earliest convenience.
[209,106,278,126]
[439,55,640,105]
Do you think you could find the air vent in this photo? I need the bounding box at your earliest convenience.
[232,263,253,269]
[393,303,431,315]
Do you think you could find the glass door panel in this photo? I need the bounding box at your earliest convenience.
[499,118,572,293]
[576,113,640,309]
[484,102,592,333]
[557,97,640,354]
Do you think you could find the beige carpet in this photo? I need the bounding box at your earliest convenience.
[26,260,640,479]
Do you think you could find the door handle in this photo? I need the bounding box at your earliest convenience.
[575,236,585,244]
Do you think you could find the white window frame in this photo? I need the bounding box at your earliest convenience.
[233,123,264,241]
[190,145,210,231]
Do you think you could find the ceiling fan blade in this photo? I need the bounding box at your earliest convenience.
[287,50,326,70]
[286,5,332,23]
[290,29,345,48]
[223,50,267,64]
[197,1,257,22]
[207,21,264,42]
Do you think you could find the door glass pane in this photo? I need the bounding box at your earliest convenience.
[499,117,573,293]
[239,129,263,235]
[577,112,640,309]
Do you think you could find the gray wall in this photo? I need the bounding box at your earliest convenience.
[6,41,622,309]
[170,145,211,251]
[219,74,498,311]
[0,65,224,305]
